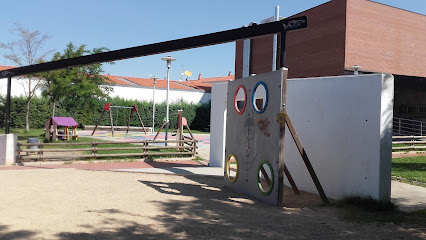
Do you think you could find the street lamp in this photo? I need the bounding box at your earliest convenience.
[152,76,158,134]
[161,55,176,146]
[353,64,361,75]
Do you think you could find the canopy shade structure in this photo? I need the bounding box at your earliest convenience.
[46,117,78,127]
[45,117,79,141]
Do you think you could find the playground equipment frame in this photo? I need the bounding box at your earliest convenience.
[91,103,148,137]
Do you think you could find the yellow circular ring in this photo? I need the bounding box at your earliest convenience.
[226,154,239,183]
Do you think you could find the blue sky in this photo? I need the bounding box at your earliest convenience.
[0,0,424,81]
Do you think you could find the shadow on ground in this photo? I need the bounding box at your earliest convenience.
[52,175,425,240]
[0,225,38,240]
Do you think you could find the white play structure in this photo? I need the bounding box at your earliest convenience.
[210,72,393,203]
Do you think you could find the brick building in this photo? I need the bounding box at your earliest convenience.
[235,0,426,120]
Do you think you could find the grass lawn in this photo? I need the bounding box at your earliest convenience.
[392,156,426,185]
[6,128,46,142]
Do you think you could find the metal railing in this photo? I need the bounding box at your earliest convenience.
[393,117,426,136]
[17,139,197,162]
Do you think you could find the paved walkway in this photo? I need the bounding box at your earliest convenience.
[79,130,210,146]
[0,160,208,171]
[391,181,426,212]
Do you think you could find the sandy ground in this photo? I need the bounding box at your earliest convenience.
[0,168,425,240]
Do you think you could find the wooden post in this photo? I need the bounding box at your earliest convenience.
[192,139,197,157]
[92,143,97,158]
[177,110,183,151]
[144,142,148,161]
[65,127,69,141]
[135,107,147,135]
[73,126,78,141]
[277,68,288,207]
[284,113,329,204]
[45,118,51,141]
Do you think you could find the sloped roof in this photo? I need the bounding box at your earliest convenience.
[0,65,16,71]
[47,116,78,127]
[123,76,196,91]
[102,75,132,86]
[177,75,235,92]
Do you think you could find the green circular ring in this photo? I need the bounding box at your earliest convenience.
[257,161,274,196]
[226,154,239,183]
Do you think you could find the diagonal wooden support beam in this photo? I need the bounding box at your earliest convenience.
[153,121,166,141]
[284,112,329,204]
[91,111,105,136]
[135,108,147,135]
[284,164,300,194]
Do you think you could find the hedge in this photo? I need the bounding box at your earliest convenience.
[0,96,211,131]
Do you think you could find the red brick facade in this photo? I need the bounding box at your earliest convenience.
[345,0,426,77]
[235,0,426,79]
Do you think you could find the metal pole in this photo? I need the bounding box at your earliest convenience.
[272,5,279,71]
[152,77,157,134]
[5,77,12,134]
[162,56,175,146]
[165,67,170,145]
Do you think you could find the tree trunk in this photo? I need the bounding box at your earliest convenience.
[25,97,31,132]
[52,101,56,117]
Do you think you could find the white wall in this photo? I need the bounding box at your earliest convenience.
[109,85,211,104]
[284,74,393,201]
[209,82,228,167]
[0,134,17,165]
[0,77,43,97]
[213,74,394,201]
[0,77,211,104]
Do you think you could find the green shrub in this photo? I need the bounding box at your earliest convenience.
[0,95,211,130]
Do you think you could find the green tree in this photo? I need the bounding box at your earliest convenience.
[41,42,113,116]
[0,24,53,132]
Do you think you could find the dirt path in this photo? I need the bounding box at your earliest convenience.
[0,169,424,239]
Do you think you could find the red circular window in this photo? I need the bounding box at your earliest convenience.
[234,85,247,114]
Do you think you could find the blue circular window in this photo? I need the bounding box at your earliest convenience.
[252,81,268,114]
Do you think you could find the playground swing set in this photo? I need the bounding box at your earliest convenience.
[90,103,194,146]
[91,103,148,137]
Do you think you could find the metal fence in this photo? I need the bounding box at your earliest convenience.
[393,117,426,136]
